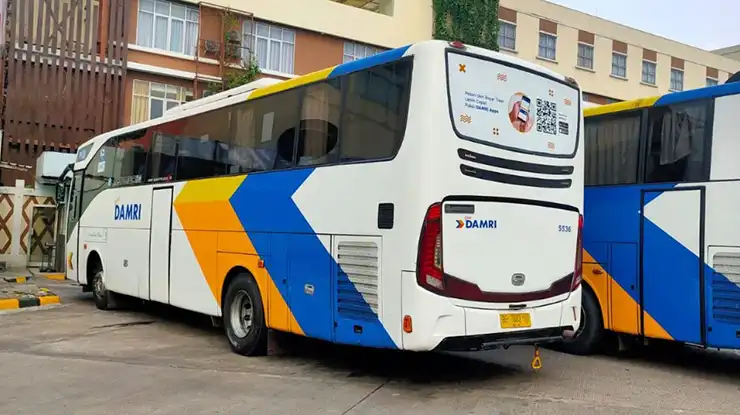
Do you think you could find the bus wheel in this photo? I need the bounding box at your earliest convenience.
[223,273,268,356]
[91,266,118,311]
[559,287,604,355]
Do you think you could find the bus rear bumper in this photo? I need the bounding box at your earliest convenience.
[433,326,570,352]
[400,271,581,351]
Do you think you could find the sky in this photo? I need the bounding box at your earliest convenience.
[547,0,740,51]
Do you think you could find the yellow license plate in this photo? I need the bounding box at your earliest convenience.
[499,313,532,329]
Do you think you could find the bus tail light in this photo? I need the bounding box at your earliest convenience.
[417,203,445,292]
[571,214,584,291]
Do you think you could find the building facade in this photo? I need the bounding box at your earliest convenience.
[496,0,740,104]
[123,0,740,126]
[121,0,431,126]
[5,0,740,169]
[714,44,740,62]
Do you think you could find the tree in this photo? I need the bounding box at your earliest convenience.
[432,0,500,51]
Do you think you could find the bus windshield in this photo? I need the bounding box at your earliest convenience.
[446,51,580,157]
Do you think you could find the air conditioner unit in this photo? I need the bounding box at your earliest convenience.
[204,40,220,54]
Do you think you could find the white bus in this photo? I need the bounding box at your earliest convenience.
[64,40,584,367]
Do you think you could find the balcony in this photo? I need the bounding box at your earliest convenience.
[329,0,394,16]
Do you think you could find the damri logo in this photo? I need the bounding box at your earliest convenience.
[114,197,143,221]
[456,217,497,229]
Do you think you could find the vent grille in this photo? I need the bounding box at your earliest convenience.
[711,253,740,324]
[337,241,379,320]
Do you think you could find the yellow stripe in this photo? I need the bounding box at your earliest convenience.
[248,67,336,100]
[175,176,246,204]
[0,299,19,309]
[584,96,660,117]
[43,273,66,281]
[39,296,60,306]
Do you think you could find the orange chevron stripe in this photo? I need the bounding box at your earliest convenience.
[582,249,673,340]
[174,177,304,335]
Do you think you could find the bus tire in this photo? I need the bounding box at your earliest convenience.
[559,287,604,356]
[91,265,118,311]
[223,272,268,356]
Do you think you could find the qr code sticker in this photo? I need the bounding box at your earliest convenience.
[536,98,558,135]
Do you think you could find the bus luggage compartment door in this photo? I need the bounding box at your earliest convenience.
[640,187,704,345]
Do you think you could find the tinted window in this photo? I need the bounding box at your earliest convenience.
[297,79,341,167]
[242,86,302,171]
[113,129,150,187]
[644,100,709,183]
[67,171,83,236]
[149,133,178,183]
[584,111,641,185]
[339,60,411,163]
[175,102,233,180]
[82,59,412,191]
[81,139,118,216]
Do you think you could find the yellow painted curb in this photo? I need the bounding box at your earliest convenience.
[41,273,66,281]
[0,298,20,309]
[0,295,61,309]
[2,276,29,283]
[39,295,61,306]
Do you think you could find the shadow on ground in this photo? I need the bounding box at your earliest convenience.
[79,291,740,384]
[604,340,740,380]
[93,294,521,386]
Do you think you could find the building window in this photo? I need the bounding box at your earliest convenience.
[577,43,593,69]
[243,21,295,74]
[538,32,556,60]
[131,80,193,124]
[136,0,199,56]
[670,68,684,91]
[642,60,656,85]
[611,53,627,78]
[343,41,381,63]
[498,21,516,51]
[706,77,718,87]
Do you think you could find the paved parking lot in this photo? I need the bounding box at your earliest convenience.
[1,279,740,414]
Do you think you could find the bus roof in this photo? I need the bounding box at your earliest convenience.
[584,80,740,118]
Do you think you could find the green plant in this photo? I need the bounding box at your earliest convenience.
[432,0,500,51]
[206,10,261,93]
[206,56,260,94]
[224,57,261,89]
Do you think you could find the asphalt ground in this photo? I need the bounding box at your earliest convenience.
[1,279,739,414]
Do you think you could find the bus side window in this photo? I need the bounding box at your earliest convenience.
[583,111,641,186]
[148,133,178,182]
[644,101,709,184]
[113,129,149,186]
[296,80,341,167]
[80,139,118,216]
[339,60,411,163]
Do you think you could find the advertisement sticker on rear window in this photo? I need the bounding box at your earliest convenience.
[447,52,580,157]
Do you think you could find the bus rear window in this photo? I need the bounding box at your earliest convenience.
[447,51,580,157]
